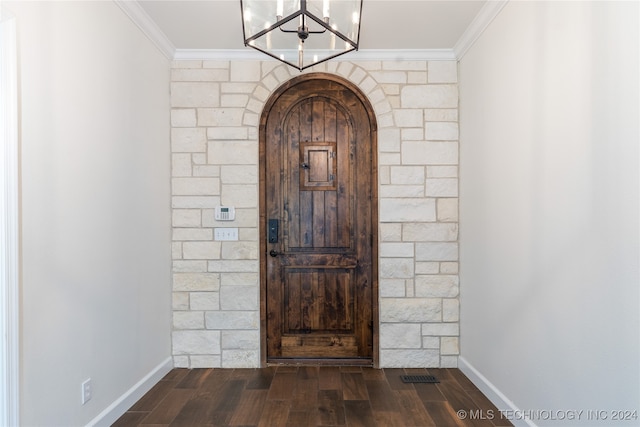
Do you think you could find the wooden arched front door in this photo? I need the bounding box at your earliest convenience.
[260,73,378,366]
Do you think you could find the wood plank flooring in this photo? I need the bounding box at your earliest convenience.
[113,367,513,427]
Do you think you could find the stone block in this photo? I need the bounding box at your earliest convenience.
[416,242,458,262]
[197,108,244,127]
[426,122,459,141]
[221,94,249,108]
[171,82,219,107]
[401,85,458,108]
[230,61,261,82]
[380,324,422,349]
[172,209,201,227]
[221,184,257,208]
[390,166,425,185]
[173,273,220,291]
[190,292,220,310]
[172,60,202,69]
[440,262,459,274]
[380,349,439,368]
[172,178,220,196]
[381,84,400,95]
[221,165,257,184]
[378,128,401,152]
[441,337,459,355]
[427,166,458,178]
[208,141,257,165]
[183,241,221,260]
[173,311,205,329]
[379,279,406,297]
[359,76,377,94]
[407,71,428,84]
[190,355,221,368]
[173,261,208,273]
[172,196,220,209]
[379,223,402,241]
[401,141,458,165]
[222,350,260,368]
[379,166,391,184]
[221,241,258,260]
[202,60,229,69]
[173,292,189,310]
[171,68,228,82]
[171,109,197,127]
[206,311,259,329]
[401,128,424,141]
[207,127,248,140]
[172,330,221,355]
[380,298,441,322]
[380,242,414,258]
[222,330,260,349]
[172,242,183,260]
[428,61,457,83]
[380,198,436,222]
[208,260,259,273]
[422,336,440,349]
[437,198,458,222]
[440,356,458,368]
[172,153,192,177]
[349,67,367,84]
[421,323,459,336]
[379,258,414,279]
[415,275,459,298]
[220,285,257,310]
[173,356,189,368]
[173,228,213,241]
[171,128,207,153]
[415,262,440,274]
[220,273,260,287]
[425,178,458,197]
[380,185,424,198]
[442,298,459,322]
[393,109,423,128]
[383,61,426,71]
[370,71,407,84]
[402,223,458,242]
[193,165,220,177]
[425,109,458,122]
[221,82,256,94]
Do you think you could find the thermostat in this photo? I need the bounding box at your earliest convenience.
[215,206,235,221]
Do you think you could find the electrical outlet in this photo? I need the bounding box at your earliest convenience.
[81,378,92,405]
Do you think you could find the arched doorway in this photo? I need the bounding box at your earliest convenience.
[259,73,378,366]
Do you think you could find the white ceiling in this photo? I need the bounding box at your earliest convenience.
[136,0,488,51]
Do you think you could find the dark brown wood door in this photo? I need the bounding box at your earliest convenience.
[261,75,377,364]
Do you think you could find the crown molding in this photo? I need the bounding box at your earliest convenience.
[114,0,175,59]
[117,0,505,62]
[173,48,457,62]
[453,0,509,59]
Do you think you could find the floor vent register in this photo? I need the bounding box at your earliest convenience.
[400,375,439,384]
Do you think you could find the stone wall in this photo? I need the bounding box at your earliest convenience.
[170,59,459,368]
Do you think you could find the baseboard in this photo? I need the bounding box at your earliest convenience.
[458,356,536,427]
[86,357,173,427]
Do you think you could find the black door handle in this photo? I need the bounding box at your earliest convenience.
[269,250,280,257]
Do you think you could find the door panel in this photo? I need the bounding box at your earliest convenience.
[262,76,376,364]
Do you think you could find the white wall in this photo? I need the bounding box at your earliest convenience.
[459,1,639,425]
[6,1,172,425]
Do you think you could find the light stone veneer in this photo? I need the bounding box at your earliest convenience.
[171,59,459,369]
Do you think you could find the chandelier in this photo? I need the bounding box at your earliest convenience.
[240,0,363,71]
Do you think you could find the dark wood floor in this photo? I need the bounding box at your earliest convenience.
[113,367,513,427]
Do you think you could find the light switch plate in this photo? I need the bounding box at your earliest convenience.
[214,228,238,241]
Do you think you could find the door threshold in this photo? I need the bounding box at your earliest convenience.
[267,358,374,367]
